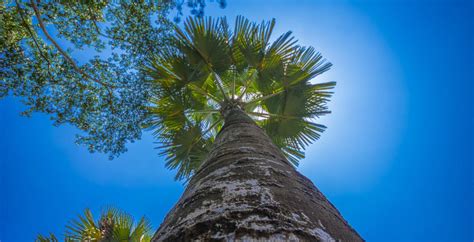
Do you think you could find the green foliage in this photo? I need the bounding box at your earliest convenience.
[1,1,223,159]
[2,1,331,181]
[36,207,153,242]
[146,16,335,180]
[36,233,58,242]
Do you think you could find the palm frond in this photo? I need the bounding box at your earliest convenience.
[36,233,58,242]
[176,17,232,74]
[111,209,134,241]
[257,81,336,163]
[65,209,102,241]
[157,122,216,180]
[129,217,153,242]
[231,16,276,69]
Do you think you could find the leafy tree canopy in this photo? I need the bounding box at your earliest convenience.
[1,0,225,158]
[145,16,335,180]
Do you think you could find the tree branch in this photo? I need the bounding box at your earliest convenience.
[15,0,56,81]
[86,6,128,43]
[29,0,115,90]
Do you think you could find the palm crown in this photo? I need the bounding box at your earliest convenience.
[145,16,335,180]
[37,208,153,241]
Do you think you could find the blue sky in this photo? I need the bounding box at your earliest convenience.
[1,0,473,241]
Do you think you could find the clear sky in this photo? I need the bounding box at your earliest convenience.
[1,0,473,241]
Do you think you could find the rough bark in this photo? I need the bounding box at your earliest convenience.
[152,107,363,241]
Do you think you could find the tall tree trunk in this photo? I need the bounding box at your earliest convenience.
[152,106,363,241]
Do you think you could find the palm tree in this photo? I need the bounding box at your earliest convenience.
[145,16,363,241]
[36,207,153,242]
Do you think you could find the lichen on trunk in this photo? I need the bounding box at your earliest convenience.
[152,106,363,241]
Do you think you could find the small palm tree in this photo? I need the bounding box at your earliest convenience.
[36,208,153,242]
[146,16,362,241]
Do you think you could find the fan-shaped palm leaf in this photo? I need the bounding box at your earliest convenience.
[44,207,154,242]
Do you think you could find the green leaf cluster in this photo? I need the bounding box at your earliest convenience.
[36,207,153,242]
[1,1,222,159]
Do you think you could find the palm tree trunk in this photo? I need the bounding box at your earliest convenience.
[152,106,363,241]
